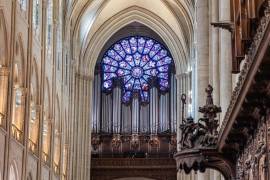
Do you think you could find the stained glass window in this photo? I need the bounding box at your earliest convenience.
[102,36,173,104]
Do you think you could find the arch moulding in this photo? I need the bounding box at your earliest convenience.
[78,6,190,78]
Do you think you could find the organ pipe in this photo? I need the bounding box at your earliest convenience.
[132,97,139,133]
[112,87,121,133]
[170,74,177,133]
[92,74,101,133]
[140,104,149,133]
[150,88,158,134]
[101,92,112,133]
[121,104,131,133]
[159,93,169,132]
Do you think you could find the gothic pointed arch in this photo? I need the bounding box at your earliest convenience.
[80,6,189,77]
[53,95,61,174]
[11,35,26,142]
[0,9,8,66]
[0,9,9,128]
[8,161,19,180]
[28,58,40,153]
[42,77,52,163]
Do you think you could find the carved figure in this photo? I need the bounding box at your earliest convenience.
[179,85,221,150]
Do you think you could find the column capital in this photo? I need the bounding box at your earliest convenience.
[175,72,190,79]
[75,72,94,82]
[0,67,10,76]
[31,104,42,112]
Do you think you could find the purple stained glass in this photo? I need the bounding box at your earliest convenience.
[101,36,173,104]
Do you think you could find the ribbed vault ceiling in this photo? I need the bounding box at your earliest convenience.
[67,0,194,76]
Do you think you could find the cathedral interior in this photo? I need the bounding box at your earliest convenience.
[0,0,270,180]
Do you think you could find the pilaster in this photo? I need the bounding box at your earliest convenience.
[71,73,93,180]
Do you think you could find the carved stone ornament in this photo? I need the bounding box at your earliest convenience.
[175,85,236,179]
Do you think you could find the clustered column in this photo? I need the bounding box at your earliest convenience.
[0,67,9,126]
[219,0,232,120]
[176,72,192,180]
[71,74,92,180]
[195,0,210,120]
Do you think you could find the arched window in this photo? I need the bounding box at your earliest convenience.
[46,0,53,56]
[56,1,63,71]
[53,97,61,174]
[102,36,172,104]
[42,79,52,163]
[18,0,27,11]
[12,39,26,142]
[9,163,18,180]
[32,0,40,35]
[0,13,8,128]
[28,60,39,154]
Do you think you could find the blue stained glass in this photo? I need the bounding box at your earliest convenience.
[102,36,173,103]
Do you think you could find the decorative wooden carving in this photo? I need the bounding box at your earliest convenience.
[149,134,159,148]
[111,134,122,150]
[217,1,270,179]
[179,85,221,150]
[211,0,268,73]
[91,158,177,180]
[230,0,268,73]
[91,134,101,151]
[175,85,236,179]
[130,134,140,150]
[236,119,268,180]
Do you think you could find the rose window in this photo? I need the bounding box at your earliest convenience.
[102,36,173,104]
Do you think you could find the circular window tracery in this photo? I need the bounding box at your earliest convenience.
[102,36,173,104]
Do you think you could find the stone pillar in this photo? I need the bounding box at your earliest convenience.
[71,73,92,180]
[219,0,232,120]
[176,73,192,180]
[210,0,220,108]
[176,73,190,152]
[0,67,9,127]
[195,0,209,120]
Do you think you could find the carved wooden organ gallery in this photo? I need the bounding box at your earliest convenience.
[175,0,270,179]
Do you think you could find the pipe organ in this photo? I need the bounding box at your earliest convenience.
[91,36,180,157]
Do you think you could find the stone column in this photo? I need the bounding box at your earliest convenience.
[219,0,232,120]
[176,72,192,180]
[210,0,220,108]
[71,73,92,180]
[0,67,9,127]
[195,0,209,120]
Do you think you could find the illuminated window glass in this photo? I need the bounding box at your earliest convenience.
[32,0,40,32]
[102,36,173,104]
